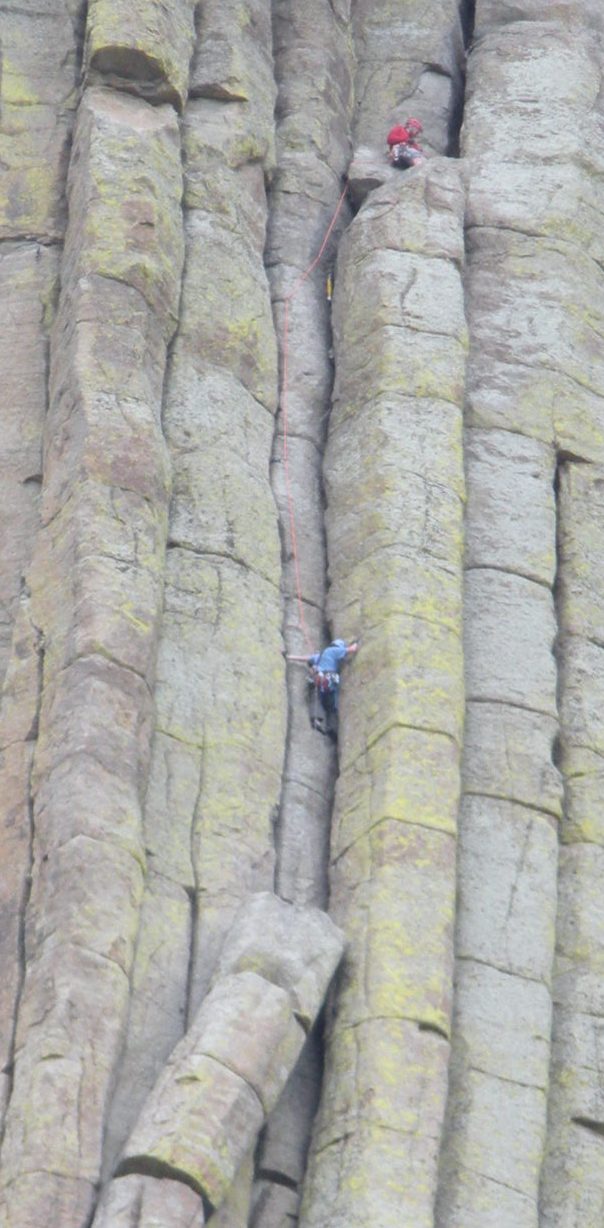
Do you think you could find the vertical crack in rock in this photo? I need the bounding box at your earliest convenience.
[297,5,469,1223]
[350,0,465,156]
[438,3,604,1224]
[267,0,353,915]
[0,620,43,1138]
[540,449,604,1224]
[253,4,354,1223]
[447,0,475,157]
[4,5,604,1228]
[300,157,467,1228]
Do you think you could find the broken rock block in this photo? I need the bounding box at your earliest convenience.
[114,898,344,1215]
[94,1173,204,1227]
[84,0,196,112]
[346,145,393,208]
[213,891,346,1028]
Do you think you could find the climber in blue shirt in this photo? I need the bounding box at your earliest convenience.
[287,638,359,735]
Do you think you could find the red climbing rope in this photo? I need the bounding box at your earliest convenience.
[280,181,349,652]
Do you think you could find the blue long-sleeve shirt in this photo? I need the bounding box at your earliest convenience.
[308,640,348,674]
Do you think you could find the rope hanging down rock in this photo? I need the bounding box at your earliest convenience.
[279,182,349,652]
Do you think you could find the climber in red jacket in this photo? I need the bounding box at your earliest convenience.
[386,117,425,169]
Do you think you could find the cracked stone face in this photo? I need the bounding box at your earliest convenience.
[2,2,604,1227]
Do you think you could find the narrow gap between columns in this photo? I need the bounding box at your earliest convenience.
[252,3,351,1221]
[448,0,476,156]
[551,456,568,789]
[0,625,44,1150]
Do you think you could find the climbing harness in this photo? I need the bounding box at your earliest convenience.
[280,181,349,651]
[308,667,340,694]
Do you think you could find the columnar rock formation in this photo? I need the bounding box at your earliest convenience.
[2,3,604,1228]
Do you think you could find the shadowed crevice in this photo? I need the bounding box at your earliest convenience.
[115,1156,215,1219]
[0,624,44,1148]
[448,0,476,156]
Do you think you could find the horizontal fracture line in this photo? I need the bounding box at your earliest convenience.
[462,790,560,822]
[456,953,549,988]
[467,1064,547,1093]
[465,696,556,720]
[332,817,455,865]
[464,563,553,591]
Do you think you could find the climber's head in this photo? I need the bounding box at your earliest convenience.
[387,124,409,146]
[406,117,423,137]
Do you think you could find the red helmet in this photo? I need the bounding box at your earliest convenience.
[387,124,409,146]
[406,117,423,135]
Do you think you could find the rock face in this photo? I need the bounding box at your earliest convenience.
[1,3,604,1228]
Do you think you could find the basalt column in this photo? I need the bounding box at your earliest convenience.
[253,4,353,1224]
[300,160,467,1228]
[298,0,467,1222]
[100,4,286,1225]
[0,7,191,1226]
[538,13,604,1227]
[438,3,604,1225]
[0,0,81,1128]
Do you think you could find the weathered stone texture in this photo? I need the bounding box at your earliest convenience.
[214,892,345,1028]
[0,5,77,1118]
[440,5,604,1226]
[192,0,276,156]
[111,901,343,1218]
[267,0,353,999]
[160,39,284,1027]
[101,12,284,1209]
[84,0,196,111]
[301,159,466,1228]
[540,461,604,1225]
[0,83,184,1228]
[0,246,58,691]
[95,1173,204,1228]
[351,0,464,154]
[5,4,604,1227]
[0,0,80,240]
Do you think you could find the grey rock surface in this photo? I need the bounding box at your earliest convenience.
[111,901,343,1217]
[2,3,604,1227]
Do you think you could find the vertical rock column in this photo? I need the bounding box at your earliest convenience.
[172,0,286,1018]
[542,463,604,1225]
[438,4,604,1225]
[0,0,81,1123]
[252,6,354,1224]
[301,161,467,1228]
[100,7,286,1225]
[268,0,353,912]
[539,17,604,1224]
[0,8,189,1222]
